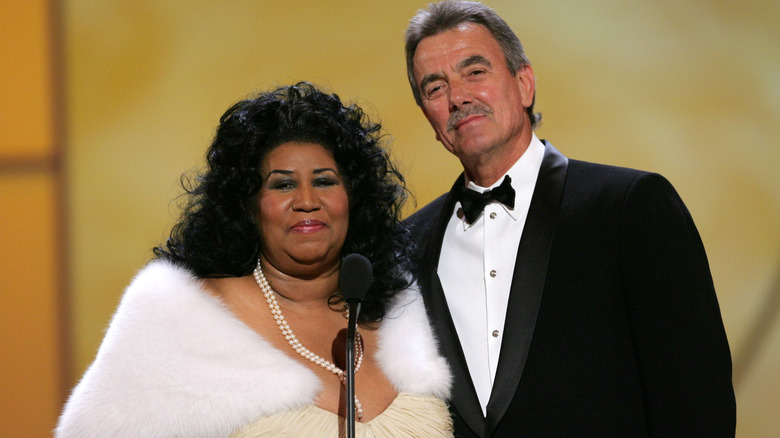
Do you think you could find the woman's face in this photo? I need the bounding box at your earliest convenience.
[257,142,349,276]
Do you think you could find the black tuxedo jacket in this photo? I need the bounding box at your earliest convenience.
[405,142,735,437]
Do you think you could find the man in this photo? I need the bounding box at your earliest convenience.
[403,1,736,437]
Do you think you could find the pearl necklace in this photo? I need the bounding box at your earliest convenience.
[253,260,364,419]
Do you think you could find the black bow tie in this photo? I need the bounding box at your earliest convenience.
[457,175,515,224]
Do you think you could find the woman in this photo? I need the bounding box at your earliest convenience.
[56,82,452,437]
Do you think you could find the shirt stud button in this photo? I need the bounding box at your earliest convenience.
[490,270,497,277]
[489,212,497,219]
[492,330,500,337]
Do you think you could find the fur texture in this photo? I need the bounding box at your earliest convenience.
[55,260,451,437]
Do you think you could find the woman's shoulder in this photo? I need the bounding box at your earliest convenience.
[56,259,321,437]
[116,259,210,309]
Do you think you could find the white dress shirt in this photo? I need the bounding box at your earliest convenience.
[437,134,545,415]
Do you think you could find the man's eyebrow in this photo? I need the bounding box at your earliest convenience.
[420,72,446,94]
[457,54,492,70]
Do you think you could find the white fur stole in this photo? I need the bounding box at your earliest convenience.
[55,260,450,437]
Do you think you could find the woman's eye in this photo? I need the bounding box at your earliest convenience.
[270,179,296,190]
[313,177,338,188]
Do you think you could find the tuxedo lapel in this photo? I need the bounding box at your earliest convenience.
[416,177,487,437]
[484,142,569,436]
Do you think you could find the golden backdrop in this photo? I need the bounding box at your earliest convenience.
[4,0,778,436]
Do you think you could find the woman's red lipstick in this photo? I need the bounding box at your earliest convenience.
[291,219,326,233]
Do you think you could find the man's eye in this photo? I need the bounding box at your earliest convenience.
[426,84,444,98]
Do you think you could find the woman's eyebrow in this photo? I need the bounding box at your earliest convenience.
[265,169,293,178]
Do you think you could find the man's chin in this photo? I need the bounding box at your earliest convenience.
[450,140,496,160]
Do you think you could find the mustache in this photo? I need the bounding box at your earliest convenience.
[447,104,493,131]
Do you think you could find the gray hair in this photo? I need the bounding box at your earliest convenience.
[404,0,540,126]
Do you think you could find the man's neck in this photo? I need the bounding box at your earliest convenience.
[462,133,532,187]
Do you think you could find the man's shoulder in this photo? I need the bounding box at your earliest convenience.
[404,192,450,228]
[567,158,661,188]
[541,140,655,187]
[563,158,685,211]
[569,157,650,177]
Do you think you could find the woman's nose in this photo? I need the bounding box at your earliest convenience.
[292,185,320,212]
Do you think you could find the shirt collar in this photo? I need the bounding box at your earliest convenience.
[457,133,546,228]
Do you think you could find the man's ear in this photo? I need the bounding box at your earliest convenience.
[516,64,536,109]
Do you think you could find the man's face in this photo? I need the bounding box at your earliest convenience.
[413,23,535,168]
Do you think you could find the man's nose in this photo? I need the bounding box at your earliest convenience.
[448,79,472,112]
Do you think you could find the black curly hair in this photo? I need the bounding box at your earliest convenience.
[154,82,414,323]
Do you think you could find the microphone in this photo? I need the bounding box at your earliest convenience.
[339,253,372,438]
[340,253,372,302]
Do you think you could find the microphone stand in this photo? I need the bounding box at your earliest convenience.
[339,253,371,438]
[345,298,361,438]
